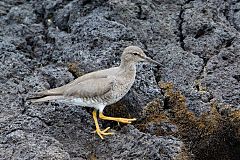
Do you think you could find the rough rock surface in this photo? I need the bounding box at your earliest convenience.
[1,0,239,159]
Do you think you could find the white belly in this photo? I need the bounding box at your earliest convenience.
[58,97,106,112]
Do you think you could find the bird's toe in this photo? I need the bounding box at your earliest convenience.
[94,127,114,139]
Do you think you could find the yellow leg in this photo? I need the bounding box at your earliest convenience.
[92,109,114,139]
[99,112,137,124]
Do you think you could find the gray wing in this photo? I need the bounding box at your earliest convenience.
[63,76,115,98]
[35,67,119,96]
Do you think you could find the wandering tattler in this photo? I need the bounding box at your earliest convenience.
[30,46,161,139]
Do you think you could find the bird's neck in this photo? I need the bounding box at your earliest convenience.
[119,60,137,76]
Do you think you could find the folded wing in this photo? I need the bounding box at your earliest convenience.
[63,76,115,98]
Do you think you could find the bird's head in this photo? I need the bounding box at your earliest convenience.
[121,46,161,66]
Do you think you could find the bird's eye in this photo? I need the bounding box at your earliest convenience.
[133,52,138,56]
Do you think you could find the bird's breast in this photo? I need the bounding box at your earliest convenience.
[107,77,135,104]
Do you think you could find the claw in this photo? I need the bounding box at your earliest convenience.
[94,128,114,139]
[102,127,111,132]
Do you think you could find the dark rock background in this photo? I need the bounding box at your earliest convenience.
[0,0,239,159]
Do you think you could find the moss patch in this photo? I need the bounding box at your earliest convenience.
[136,82,240,160]
[67,62,85,78]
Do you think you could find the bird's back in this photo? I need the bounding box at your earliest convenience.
[37,66,120,96]
[31,63,136,107]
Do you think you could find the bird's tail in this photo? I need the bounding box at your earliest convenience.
[27,89,64,103]
[29,95,64,103]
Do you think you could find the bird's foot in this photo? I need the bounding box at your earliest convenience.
[99,113,137,124]
[93,127,114,139]
[112,117,137,124]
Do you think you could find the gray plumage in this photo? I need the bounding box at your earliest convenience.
[31,46,160,112]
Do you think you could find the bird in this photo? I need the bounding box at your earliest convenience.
[30,46,161,139]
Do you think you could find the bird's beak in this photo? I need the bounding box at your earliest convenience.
[143,56,162,66]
